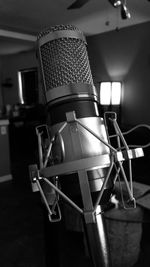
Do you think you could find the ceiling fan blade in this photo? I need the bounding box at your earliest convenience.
[67,0,90,9]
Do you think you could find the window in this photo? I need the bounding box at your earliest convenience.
[18,68,39,105]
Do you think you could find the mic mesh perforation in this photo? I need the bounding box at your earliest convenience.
[37,24,80,39]
[37,25,93,91]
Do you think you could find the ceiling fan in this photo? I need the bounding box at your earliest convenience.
[67,0,131,20]
[67,0,90,9]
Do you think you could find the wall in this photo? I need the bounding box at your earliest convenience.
[87,21,150,127]
[0,49,44,107]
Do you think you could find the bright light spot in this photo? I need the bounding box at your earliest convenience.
[18,71,24,104]
[100,82,111,105]
[111,82,121,105]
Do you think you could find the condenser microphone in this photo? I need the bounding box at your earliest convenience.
[37,24,113,204]
[36,24,114,267]
[28,23,145,267]
[34,24,144,267]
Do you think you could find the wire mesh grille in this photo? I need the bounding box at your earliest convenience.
[37,24,81,39]
[37,25,93,90]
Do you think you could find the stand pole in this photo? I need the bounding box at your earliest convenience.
[78,170,111,267]
[84,207,111,267]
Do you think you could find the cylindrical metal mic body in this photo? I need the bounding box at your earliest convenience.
[37,25,112,267]
[37,25,113,201]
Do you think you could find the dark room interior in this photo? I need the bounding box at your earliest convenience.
[0,1,150,267]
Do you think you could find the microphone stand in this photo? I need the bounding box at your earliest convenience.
[29,111,144,267]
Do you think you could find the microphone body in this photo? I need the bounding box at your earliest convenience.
[37,24,112,267]
[37,24,113,202]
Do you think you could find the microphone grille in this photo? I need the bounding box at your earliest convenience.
[37,24,94,90]
[37,24,81,39]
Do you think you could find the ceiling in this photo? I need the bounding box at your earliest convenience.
[0,0,150,55]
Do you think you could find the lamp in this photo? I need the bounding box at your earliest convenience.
[100,82,122,105]
[121,0,131,19]
[108,0,131,20]
[108,0,122,7]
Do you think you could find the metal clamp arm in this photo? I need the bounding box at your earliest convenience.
[29,164,61,222]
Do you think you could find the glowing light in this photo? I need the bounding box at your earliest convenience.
[100,82,111,105]
[111,82,122,105]
[100,82,122,105]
